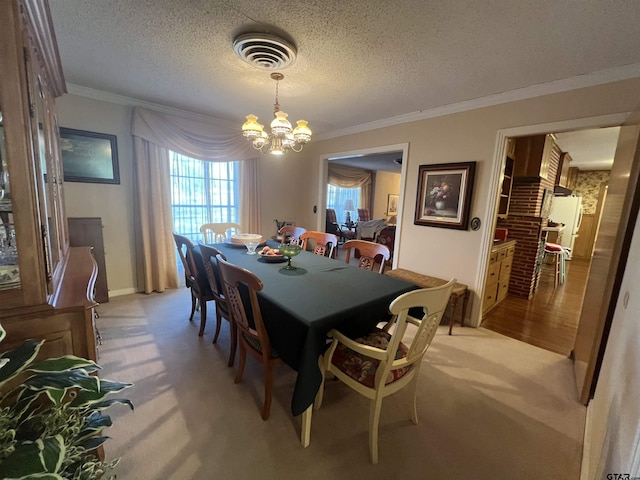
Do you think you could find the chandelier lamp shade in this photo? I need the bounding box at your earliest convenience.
[241,72,312,156]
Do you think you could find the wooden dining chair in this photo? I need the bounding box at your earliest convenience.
[198,243,236,366]
[173,233,216,336]
[200,222,242,243]
[342,239,391,274]
[279,225,306,245]
[216,255,284,420]
[300,231,339,258]
[314,279,456,463]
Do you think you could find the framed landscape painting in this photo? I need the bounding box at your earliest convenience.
[414,161,476,230]
[59,127,120,184]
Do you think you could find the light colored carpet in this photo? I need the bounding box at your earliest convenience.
[95,288,585,480]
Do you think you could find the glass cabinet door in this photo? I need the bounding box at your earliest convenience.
[0,0,69,308]
[0,106,20,290]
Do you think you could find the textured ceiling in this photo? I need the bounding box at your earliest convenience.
[555,127,621,171]
[48,1,640,166]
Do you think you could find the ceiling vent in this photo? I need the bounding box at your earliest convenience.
[233,33,297,70]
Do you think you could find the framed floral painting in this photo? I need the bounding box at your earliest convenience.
[414,161,476,230]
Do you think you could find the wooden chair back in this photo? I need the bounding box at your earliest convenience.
[300,230,339,258]
[216,255,272,360]
[279,225,307,245]
[358,208,371,222]
[200,222,242,243]
[216,254,283,419]
[173,233,198,290]
[173,233,214,336]
[342,239,391,274]
[197,243,226,302]
[198,243,236,364]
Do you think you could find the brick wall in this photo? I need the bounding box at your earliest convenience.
[495,140,561,298]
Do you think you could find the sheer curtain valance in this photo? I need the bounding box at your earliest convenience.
[132,107,256,161]
[132,107,260,293]
[328,163,372,211]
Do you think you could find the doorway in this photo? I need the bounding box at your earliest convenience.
[482,127,619,356]
[317,144,408,266]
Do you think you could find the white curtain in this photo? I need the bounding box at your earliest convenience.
[327,164,372,220]
[131,107,260,293]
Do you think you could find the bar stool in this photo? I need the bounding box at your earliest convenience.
[544,242,566,288]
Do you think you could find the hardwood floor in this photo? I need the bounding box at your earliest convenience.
[482,257,591,356]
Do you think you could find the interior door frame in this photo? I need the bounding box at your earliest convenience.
[316,143,409,268]
[478,113,630,324]
[481,112,634,402]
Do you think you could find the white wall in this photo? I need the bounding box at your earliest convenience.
[301,77,640,327]
[56,95,136,296]
[372,171,401,220]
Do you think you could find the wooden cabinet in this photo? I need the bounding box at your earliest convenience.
[0,1,97,362]
[482,241,516,315]
[556,152,572,187]
[514,134,562,180]
[566,166,579,190]
[69,217,109,303]
[497,154,514,217]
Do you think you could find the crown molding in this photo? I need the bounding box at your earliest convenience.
[67,61,640,140]
[317,62,640,140]
[65,83,238,127]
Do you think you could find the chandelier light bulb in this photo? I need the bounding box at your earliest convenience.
[293,120,312,144]
[241,72,311,156]
[242,114,263,140]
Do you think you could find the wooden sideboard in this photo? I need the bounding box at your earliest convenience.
[0,1,98,363]
[482,240,516,315]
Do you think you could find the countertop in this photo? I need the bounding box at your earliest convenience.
[491,239,517,250]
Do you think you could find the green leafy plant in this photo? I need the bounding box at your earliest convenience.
[0,323,133,479]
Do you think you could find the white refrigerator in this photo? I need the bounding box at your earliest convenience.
[549,196,583,259]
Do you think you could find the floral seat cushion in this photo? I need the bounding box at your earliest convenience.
[331,328,410,388]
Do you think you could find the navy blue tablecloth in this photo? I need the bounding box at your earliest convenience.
[196,242,416,416]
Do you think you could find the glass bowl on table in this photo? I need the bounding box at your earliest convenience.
[244,241,261,254]
[278,243,302,270]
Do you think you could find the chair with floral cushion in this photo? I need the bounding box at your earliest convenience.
[216,255,285,420]
[198,242,236,366]
[313,279,456,463]
[279,225,307,245]
[300,230,339,258]
[342,239,390,274]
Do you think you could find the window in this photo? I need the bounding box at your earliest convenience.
[170,151,239,244]
[327,184,359,224]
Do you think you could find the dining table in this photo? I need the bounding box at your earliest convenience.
[195,240,416,443]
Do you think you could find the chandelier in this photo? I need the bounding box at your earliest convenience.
[241,72,312,156]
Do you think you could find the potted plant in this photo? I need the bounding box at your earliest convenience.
[0,323,133,479]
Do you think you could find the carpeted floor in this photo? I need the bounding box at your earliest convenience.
[95,288,585,480]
